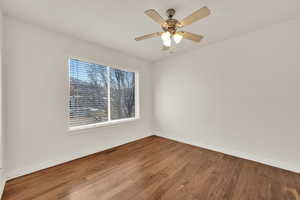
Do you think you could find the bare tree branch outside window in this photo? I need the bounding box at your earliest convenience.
[110,68,135,120]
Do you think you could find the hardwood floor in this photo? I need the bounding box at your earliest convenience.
[2,136,300,200]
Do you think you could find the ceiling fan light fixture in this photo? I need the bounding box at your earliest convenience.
[135,7,210,49]
[163,40,171,47]
[161,31,171,47]
[173,33,183,44]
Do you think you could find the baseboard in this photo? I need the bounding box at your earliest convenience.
[6,134,153,180]
[7,151,102,180]
[156,133,300,174]
[0,174,6,198]
[7,132,299,181]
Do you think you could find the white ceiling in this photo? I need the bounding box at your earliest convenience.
[1,0,300,62]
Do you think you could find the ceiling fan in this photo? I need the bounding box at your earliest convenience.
[135,7,211,50]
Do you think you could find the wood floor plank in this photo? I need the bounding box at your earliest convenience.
[2,135,300,200]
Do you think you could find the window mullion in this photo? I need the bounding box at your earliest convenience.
[107,67,111,121]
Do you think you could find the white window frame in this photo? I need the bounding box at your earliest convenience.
[68,58,140,132]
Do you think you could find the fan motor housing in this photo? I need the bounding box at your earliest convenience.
[163,9,181,34]
[162,19,179,34]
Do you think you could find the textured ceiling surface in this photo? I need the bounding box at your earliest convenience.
[1,0,300,62]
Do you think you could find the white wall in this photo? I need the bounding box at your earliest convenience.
[154,18,300,173]
[0,8,3,168]
[0,6,5,195]
[4,17,153,179]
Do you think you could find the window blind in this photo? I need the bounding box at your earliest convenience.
[69,59,136,128]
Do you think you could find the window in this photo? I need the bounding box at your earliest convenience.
[69,59,137,129]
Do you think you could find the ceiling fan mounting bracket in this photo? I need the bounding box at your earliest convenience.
[166,8,176,19]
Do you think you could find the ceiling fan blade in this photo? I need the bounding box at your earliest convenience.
[135,32,163,41]
[145,9,167,27]
[178,7,210,27]
[178,31,203,42]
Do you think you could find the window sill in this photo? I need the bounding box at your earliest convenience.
[68,117,140,133]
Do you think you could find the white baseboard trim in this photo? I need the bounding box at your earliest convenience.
[6,134,153,180]
[0,175,6,198]
[7,151,100,180]
[156,133,300,174]
[7,132,299,181]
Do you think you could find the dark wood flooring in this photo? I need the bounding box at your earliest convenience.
[2,135,300,200]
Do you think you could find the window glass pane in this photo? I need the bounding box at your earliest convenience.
[69,59,108,127]
[110,68,135,120]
